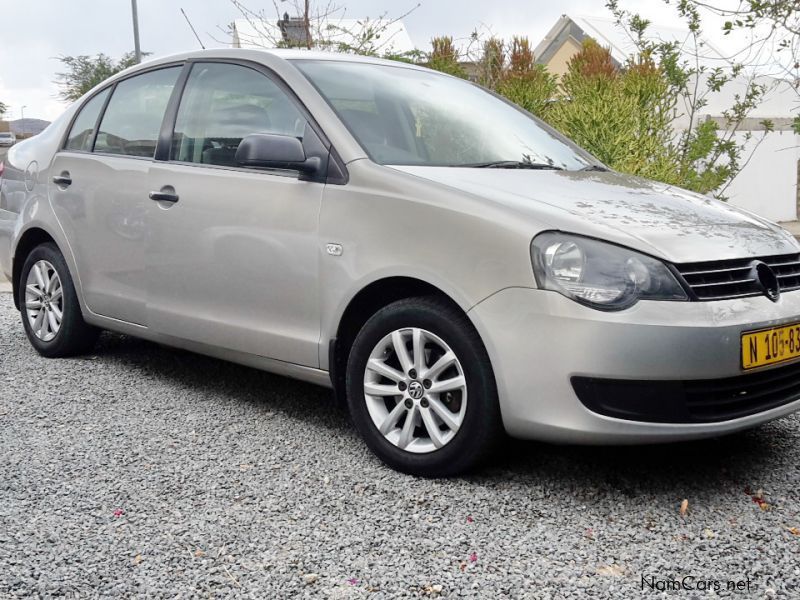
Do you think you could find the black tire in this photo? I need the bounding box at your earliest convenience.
[18,242,99,357]
[346,296,502,477]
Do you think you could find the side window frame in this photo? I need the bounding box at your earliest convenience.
[156,58,348,184]
[156,62,193,162]
[60,84,115,154]
[58,62,186,159]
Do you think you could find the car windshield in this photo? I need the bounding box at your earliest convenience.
[294,59,600,170]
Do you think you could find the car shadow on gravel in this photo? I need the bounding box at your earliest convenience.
[89,331,352,433]
[82,331,796,492]
[485,425,791,496]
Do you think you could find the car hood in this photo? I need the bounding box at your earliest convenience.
[390,166,799,263]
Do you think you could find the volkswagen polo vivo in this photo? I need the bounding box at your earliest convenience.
[2,49,800,476]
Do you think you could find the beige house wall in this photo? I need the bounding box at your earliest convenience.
[542,36,582,78]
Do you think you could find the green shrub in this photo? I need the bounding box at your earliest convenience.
[495,38,558,117]
[427,37,467,78]
[545,41,681,185]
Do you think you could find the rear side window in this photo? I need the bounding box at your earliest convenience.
[64,88,110,151]
[95,67,181,158]
[171,62,306,167]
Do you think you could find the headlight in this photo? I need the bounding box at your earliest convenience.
[531,232,688,310]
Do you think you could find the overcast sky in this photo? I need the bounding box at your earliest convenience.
[0,0,716,121]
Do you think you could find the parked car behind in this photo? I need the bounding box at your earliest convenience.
[0,131,16,147]
[2,49,800,476]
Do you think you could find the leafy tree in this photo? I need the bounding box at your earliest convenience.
[54,52,141,102]
[675,0,800,133]
[0,101,8,119]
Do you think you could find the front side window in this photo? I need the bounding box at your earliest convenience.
[172,62,307,168]
[295,60,600,170]
[95,67,181,158]
[64,87,111,152]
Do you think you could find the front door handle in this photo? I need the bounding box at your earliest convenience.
[149,190,179,203]
[53,173,72,187]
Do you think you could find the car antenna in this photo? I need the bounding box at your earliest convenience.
[181,8,206,49]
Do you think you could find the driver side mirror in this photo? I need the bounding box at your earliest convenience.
[235,133,321,174]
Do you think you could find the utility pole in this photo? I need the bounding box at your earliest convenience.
[20,105,26,137]
[303,0,311,49]
[131,0,142,63]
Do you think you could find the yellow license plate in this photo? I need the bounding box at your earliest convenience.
[742,322,800,370]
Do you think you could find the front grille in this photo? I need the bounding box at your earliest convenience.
[573,360,800,423]
[674,254,800,301]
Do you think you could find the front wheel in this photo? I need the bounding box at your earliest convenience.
[18,242,99,357]
[346,297,502,477]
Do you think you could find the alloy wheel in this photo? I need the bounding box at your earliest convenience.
[363,327,467,454]
[25,260,64,342]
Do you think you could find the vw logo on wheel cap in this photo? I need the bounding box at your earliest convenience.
[752,261,780,302]
[408,381,425,400]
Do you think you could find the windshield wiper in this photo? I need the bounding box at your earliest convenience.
[459,160,564,170]
[579,164,609,172]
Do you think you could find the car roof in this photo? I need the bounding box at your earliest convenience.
[249,48,422,66]
[111,47,429,80]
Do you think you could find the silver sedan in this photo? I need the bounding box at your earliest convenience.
[2,49,800,476]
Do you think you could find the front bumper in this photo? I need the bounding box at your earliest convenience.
[468,287,800,443]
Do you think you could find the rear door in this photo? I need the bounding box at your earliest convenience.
[145,61,325,367]
[49,66,182,325]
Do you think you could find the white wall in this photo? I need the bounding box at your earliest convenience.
[670,75,799,223]
[723,130,799,223]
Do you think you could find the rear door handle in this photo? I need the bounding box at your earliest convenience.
[53,173,72,187]
[149,190,179,203]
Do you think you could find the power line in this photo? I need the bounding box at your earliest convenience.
[181,8,206,49]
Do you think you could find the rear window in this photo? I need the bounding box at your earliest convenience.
[95,67,181,158]
[65,88,110,151]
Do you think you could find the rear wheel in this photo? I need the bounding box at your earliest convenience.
[346,297,502,477]
[18,243,99,357]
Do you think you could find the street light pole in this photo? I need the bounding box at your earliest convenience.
[131,0,142,64]
[20,105,26,138]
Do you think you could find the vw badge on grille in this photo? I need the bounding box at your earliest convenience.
[752,261,780,302]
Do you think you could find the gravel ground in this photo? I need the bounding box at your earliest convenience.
[1,296,800,598]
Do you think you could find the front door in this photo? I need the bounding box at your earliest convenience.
[146,62,323,367]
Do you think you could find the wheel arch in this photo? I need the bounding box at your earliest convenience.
[328,276,477,402]
[11,227,60,310]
